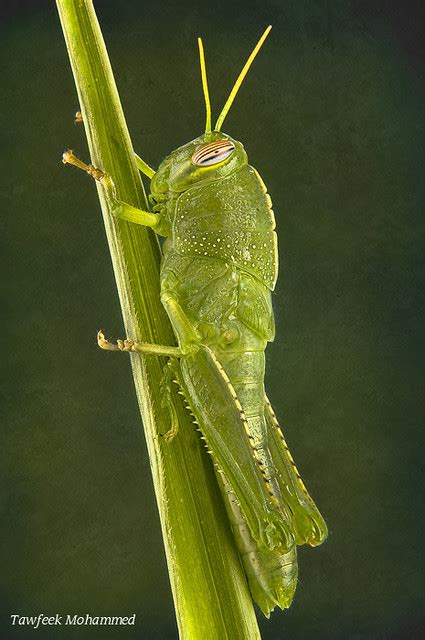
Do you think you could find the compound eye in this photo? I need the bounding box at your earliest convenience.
[192,139,235,166]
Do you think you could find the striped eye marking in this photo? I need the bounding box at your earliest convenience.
[192,140,235,166]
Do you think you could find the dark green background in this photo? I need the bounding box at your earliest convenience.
[2,1,424,638]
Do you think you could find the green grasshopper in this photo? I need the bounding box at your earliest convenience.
[64,26,327,617]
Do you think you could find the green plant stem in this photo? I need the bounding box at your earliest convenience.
[56,1,261,638]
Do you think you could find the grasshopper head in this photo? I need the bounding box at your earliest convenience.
[150,131,247,196]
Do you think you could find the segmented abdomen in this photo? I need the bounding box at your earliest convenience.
[219,473,298,616]
[210,348,301,613]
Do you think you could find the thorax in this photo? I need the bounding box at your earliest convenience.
[164,165,278,290]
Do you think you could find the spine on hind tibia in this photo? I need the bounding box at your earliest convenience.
[217,350,289,512]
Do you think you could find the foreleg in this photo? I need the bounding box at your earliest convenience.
[62,150,169,236]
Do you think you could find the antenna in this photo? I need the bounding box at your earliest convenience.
[214,25,272,132]
[197,37,212,134]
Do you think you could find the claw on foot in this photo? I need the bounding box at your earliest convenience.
[97,330,135,352]
[162,424,179,443]
[62,150,105,181]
